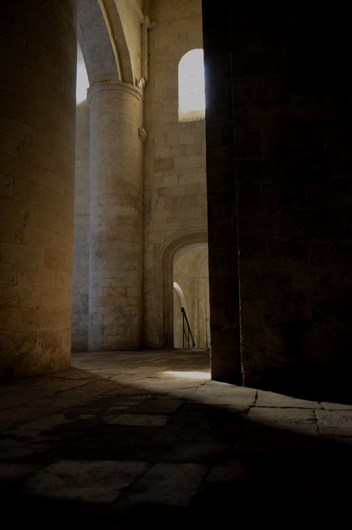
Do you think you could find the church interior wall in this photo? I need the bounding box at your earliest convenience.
[142,0,208,348]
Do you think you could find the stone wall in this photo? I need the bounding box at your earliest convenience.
[201,2,242,383]
[0,0,76,378]
[72,101,90,350]
[72,0,208,351]
[203,0,352,401]
[143,0,208,348]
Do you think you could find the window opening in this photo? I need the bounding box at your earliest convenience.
[76,42,89,104]
[178,49,205,122]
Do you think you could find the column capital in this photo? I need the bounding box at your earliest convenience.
[87,80,143,102]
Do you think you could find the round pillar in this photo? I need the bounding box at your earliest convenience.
[88,81,144,350]
[0,1,77,378]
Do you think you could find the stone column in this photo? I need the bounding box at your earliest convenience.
[88,81,144,350]
[0,1,76,378]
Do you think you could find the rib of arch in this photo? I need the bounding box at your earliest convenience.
[77,0,134,86]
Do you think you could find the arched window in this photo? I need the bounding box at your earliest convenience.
[178,49,205,122]
[76,42,89,104]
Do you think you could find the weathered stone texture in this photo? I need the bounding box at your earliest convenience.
[0,0,76,379]
[88,82,144,350]
[203,0,352,398]
[143,0,208,348]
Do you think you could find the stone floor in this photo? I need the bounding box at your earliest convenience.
[0,349,351,529]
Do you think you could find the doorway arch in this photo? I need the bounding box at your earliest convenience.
[161,229,209,349]
[173,246,210,349]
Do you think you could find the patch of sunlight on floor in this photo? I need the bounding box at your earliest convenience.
[163,370,210,380]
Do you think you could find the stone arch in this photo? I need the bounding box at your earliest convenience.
[160,229,208,347]
[77,0,134,85]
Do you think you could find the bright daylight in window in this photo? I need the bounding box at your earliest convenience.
[76,43,89,104]
[178,49,205,122]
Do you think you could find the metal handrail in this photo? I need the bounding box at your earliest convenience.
[181,307,195,348]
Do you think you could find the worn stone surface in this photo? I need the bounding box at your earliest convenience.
[1,350,351,528]
[0,0,76,379]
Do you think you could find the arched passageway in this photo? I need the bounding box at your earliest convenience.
[173,244,210,350]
